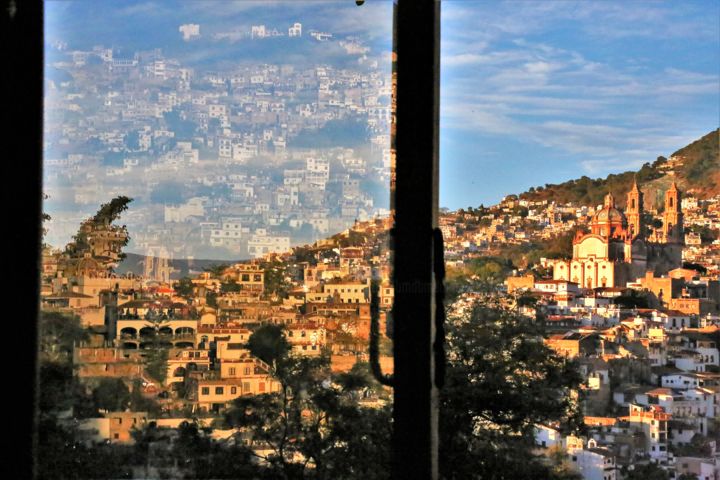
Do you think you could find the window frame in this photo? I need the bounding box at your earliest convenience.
[391,2,441,478]
[21,2,445,478]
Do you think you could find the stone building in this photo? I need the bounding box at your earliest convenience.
[552,181,684,288]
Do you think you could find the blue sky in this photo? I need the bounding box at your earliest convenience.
[44,1,393,66]
[45,1,719,210]
[440,0,720,208]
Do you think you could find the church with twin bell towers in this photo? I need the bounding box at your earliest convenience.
[551,181,684,289]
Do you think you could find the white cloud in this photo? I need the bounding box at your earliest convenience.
[443,53,488,67]
[524,61,559,74]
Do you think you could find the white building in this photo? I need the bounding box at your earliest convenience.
[179,23,200,41]
[306,157,330,180]
[210,218,246,249]
[288,22,302,37]
[247,230,291,258]
[218,137,232,158]
[568,440,617,480]
[251,25,266,39]
[164,197,207,223]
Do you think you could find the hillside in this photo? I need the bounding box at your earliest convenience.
[518,129,719,208]
[115,252,238,279]
[111,131,718,276]
[672,129,720,197]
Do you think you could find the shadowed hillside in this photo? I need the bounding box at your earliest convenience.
[115,252,241,279]
[519,129,719,208]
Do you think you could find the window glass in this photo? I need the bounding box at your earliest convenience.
[440,1,719,477]
[40,1,393,477]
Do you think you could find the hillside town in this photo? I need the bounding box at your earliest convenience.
[470,182,720,480]
[43,22,392,261]
[39,166,720,478]
[441,184,720,280]
[30,0,720,477]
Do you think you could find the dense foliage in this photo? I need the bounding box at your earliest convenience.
[439,295,585,479]
[93,195,133,225]
[173,276,195,299]
[673,128,720,195]
[246,324,291,366]
[223,354,392,480]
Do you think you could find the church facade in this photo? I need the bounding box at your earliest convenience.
[551,181,683,289]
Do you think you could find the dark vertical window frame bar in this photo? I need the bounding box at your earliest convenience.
[392,1,440,479]
[1,0,42,478]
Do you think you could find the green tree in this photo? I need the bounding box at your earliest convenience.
[145,346,170,384]
[672,433,714,457]
[92,378,131,412]
[39,310,88,363]
[224,354,391,480]
[262,261,291,300]
[439,295,585,479]
[141,312,172,384]
[37,310,97,419]
[66,196,133,264]
[677,474,698,480]
[546,445,582,480]
[203,263,229,277]
[129,378,162,416]
[683,262,708,275]
[36,417,133,480]
[338,230,368,248]
[206,291,218,308]
[220,280,242,293]
[537,229,576,260]
[93,195,133,225]
[38,361,77,414]
[293,246,318,265]
[174,276,195,299]
[246,324,290,366]
[613,289,651,308]
[131,421,171,478]
[621,463,670,480]
[171,421,212,476]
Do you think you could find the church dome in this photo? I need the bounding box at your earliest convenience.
[593,206,626,224]
[590,192,628,238]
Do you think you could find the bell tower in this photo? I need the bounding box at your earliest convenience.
[626,179,643,239]
[662,181,683,243]
[604,192,615,208]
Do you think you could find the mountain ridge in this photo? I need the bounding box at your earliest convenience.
[517,129,719,209]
